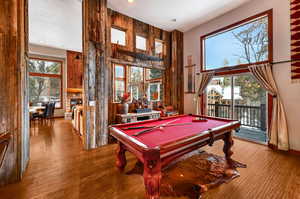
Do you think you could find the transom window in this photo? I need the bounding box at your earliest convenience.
[201,11,272,72]
[136,35,147,51]
[155,40,164,56]
[28,58,63,108]
[111,27,126,46]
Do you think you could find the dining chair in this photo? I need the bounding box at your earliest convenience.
[0,133,11,169]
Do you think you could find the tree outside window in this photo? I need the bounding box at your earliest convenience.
[28,58,62,108]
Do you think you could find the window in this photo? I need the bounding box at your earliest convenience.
[201,10,272,72]
[206,75,267,143]
[113,64,164,103]
[129,67,144,100]
[155,40,164,56]
[147,83,161,102]
[114,64,126,102]
[136,35,147,51]
[28,58,63,108]
[146,68,163,80]
[111,28,126,46]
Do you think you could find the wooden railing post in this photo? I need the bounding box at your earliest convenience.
[260,104,267,131]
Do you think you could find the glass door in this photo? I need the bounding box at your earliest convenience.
[233,74,267,143]
[207,76,232,119]
[207,74,267,143]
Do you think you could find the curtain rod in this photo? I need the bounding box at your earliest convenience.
[271,59,300,65]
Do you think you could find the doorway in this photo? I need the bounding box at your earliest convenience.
[206,73,268,144]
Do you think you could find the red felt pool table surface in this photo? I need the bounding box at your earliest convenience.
[112,115,233,148]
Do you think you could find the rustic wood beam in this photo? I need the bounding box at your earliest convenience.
[117,49,163,62]
[165,30,184,113]
[109,58,165,70]
[0,0,29,186]
[83,0,109,149]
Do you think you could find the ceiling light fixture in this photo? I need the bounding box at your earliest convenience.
[128,0,134,3]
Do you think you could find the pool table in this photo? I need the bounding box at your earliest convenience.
[109,115,240,199]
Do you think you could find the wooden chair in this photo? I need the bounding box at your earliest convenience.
[32,103,50,123]
[0,133,11,169]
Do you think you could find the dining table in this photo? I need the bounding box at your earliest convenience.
[29,106,45,117]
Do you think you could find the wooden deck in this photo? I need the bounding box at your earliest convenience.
[0,119,299,199]
[235,126,267,144]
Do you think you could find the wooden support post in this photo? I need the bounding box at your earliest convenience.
[164,30,184,113]
[0,0,29,186]
[83,0,109,149]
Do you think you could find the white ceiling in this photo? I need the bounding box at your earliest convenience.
[108,0,252,32]
[29,0,251,52]
[29,0,83,52]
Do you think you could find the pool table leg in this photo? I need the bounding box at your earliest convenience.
[223,131,234,167]
[116,142,127,172]
[143,149,161,199]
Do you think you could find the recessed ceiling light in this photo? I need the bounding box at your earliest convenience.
[128,0,134,3]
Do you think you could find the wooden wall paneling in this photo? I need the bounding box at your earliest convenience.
[133,20,150,54]
[110,9,134,52]
[169,30,184,113]
[0,0,28,186]
[148,26,155,56]
[83,0,109,149]
[162,31,171,105]
[107,10,172,124]
[67,50,83,89]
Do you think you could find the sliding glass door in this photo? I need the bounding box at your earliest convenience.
[207,74,267,143]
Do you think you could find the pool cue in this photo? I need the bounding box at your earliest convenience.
[122,122,193,130]
[133,119,180,136]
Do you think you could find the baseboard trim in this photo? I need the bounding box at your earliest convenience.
[235,140,300,156]
[233,136,268,146]
[289,149,300,156]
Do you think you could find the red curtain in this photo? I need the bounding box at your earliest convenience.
[291,0,300,82]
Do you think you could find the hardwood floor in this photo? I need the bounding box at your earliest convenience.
[0,119,299,199]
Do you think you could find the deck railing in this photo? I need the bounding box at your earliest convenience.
[207,103,266,130]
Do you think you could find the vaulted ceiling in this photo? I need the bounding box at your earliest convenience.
[29,0,251,52]
[108,0,251,32]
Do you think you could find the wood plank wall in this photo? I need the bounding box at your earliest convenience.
[0,0,28,186]
[169,30,184,113]
[67,51,83,89]
[107,10,184,123]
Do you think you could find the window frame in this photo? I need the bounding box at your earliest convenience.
[135,34,148,52]
[112,63,164,103]
[111,26,127,46]
[154,39,164,57]
[200,9,273,75]
[113,64,127,103]
[28,57,64,109]
[147,82,161,102]
[128,66,145,101]
[145,68,163,82]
